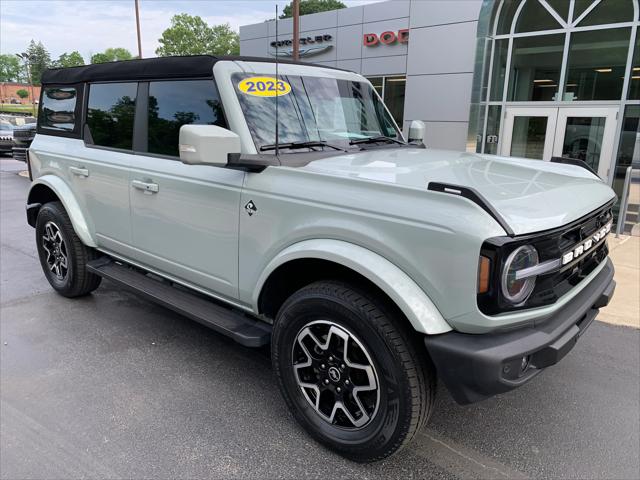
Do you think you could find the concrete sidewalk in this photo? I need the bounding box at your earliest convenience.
[600,235,640,328]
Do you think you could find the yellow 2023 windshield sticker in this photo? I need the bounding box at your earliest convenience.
[238,77,291,97]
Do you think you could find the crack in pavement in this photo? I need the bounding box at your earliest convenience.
[0,241,37,261]
[416,430,530,480]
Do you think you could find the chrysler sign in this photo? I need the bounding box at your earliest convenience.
[270,34,333,58]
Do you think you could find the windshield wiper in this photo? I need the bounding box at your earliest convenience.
[349,136,405,146]
[260,140,345,152]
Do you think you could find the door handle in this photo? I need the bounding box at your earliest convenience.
[132,179,159,194]
[69,166,89,177]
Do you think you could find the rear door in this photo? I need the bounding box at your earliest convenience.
[79,82,137,251]
[128,79,244,300]
[35,83,135,254]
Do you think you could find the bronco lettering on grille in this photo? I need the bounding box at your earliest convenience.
[561,222,612,266]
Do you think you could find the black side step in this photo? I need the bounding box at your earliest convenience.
[87,259,271,347]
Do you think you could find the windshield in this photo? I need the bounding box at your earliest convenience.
[232,73,401,153]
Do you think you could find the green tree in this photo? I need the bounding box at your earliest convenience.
[25,40,52,85]
[280,0,346,18]
[91,48,133,64]
[16,89,29,99]
[0,54,22,82]
[54,51,85,68]
[155,14,239,56]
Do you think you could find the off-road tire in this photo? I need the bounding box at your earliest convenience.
[35,201,101,297]
[272,280,436,462]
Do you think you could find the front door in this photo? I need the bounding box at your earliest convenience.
[129,79,244,301]
[501,107,618,181]
[129,159,244,300]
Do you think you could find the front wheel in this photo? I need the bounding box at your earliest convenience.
[272,280,436,462]
[35,201,102,297]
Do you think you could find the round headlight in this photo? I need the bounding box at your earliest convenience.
[501,245,539,304]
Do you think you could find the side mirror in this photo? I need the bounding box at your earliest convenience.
[408,120,425,144]
[179,125,241,166]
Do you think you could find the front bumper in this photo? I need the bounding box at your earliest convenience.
[425,258,615,405]
[11,147,28,162]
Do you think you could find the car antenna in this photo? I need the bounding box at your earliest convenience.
[275,4,280,157]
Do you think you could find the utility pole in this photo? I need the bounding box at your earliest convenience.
[15,53,36,117]
[134,0,143,58]
[292,0,300,61]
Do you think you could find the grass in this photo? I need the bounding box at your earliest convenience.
[0,104,37,116]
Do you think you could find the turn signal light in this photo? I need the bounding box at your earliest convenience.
[478,256,491,294]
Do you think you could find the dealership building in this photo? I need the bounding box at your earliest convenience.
[239,0,640,201]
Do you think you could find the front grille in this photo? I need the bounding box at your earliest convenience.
[478,203,613,315]
[13,129,35,140]
[526,211,611,309]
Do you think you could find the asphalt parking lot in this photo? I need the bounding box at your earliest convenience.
[1,157,639,479]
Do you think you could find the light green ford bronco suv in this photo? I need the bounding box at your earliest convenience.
[26,56,616,462]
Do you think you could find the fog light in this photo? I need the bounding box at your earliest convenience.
[520,355,530,373]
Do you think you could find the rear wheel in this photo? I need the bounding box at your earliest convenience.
[35,201,101,297]
[272,280,436,462]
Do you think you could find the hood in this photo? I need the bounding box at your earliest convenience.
[301,148,616,236]
[14,123,37,132]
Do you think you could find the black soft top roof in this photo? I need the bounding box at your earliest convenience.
[41,55,343,85]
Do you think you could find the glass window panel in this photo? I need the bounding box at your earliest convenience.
[613,105,640,226]
[579,0,634,26]
[614,105,640,180]
[383,76,406,127]
[572,0,596,23]
[467,103,485,152]
[496,0,523,34]
[511,116,548,159]
[39,87,77,133]
[368,76,383,97]
[87,83,137,150]
[508,34,564,101]
[480,38,492,101]
[484,105,502,155]
[564,28,630,101]
[629,30,640,99]
[147,80,226,157]
[515,0,561,33]
[544,0,570,21]
[561,116,606,171]
[489,39,509,101]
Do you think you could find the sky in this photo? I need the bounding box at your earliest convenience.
[0,0,381,61]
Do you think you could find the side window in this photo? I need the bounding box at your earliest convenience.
[39,86,79,134]
[148,80,226,157]
[87,83,137,150]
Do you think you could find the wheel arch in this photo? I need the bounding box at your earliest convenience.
[254,239,452,335]
[27,176,96,247]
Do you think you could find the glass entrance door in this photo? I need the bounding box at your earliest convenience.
[552,107,618,180]
[501,107,619,181]
[502,107,558,160]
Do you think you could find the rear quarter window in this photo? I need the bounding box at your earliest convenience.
[38,86,82,136]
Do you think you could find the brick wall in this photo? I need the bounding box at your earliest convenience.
[0,83,42,104]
